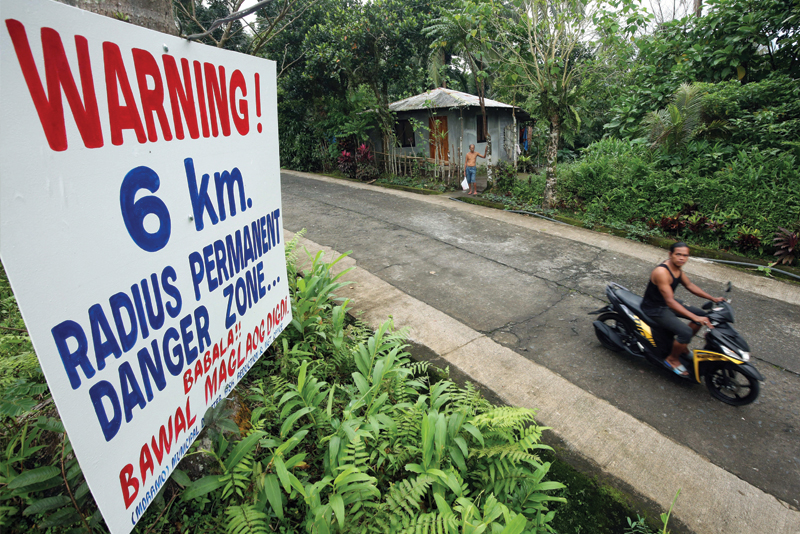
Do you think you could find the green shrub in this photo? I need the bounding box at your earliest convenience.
[701,74,800,155]
[691,148,800,241]
[513,172,547,207]
[557,138,653,208]
[494,161,518,194]
[556,140,800,255]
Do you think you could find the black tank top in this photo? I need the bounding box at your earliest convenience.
[641,263,680,316]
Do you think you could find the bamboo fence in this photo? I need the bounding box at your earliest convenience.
[374,150,463,186]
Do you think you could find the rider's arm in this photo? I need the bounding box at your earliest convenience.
[654,269,709,325]
[681,273,724,303]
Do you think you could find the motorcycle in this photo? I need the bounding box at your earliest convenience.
[589,282,763,406]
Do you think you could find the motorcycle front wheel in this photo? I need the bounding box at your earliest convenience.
[704,362,760,406]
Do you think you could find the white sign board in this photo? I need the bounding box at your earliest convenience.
[0,1,290,532]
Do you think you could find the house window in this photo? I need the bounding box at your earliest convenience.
[395,119,415,147]
[476,114,487,143]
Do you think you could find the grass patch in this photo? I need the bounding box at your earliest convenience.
[453,196,507,209]
[376,174,457,193]
[543,451,660,534]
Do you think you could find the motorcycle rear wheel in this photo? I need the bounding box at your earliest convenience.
[596,312,629,352]
[704,362,760,406]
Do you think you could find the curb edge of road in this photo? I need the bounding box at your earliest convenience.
[285,228,800,534]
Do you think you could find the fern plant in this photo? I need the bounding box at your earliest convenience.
[281,249,354,378]
[277,359,331,440]
[226,504,269,534]
[643,83,728,154]
[1,423,103,532]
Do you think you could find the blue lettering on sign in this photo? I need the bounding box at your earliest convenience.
[185,157,251,232]
[82,304,208,442]
[222,260,268,328]
[48,153,278,447]
[162,266,182,318]
[110,292,137,352]
[215,168,246,222]
[52,321,95,389]
[222,283,235,328]
[90,380,121,441]
[52,265,183,390]
[185,158,218,231]
[119,166,171,252]
[89,303,122,371]
[187,208,281,302]
[137,339,166,402]
[49,265,216,442]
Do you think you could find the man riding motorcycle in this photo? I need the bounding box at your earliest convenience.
[641,242,725,376]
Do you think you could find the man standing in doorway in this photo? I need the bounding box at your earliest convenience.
[464,143,486,196]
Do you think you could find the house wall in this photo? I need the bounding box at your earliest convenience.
[458,108,517,165]
[380,108,518,167]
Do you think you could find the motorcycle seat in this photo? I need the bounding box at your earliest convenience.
[612,287,658,327]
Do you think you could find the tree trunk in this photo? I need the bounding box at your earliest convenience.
[478,81,492,188]
[459,110,464,185]
[512,108,518,170]
[543,115,560,209]
[54,0,177,35]
[485,133,492,189]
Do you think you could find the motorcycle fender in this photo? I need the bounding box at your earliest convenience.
[737,363,764,382]
[588,305,612,315]
[593,320,624,351]
[695,350,764,382]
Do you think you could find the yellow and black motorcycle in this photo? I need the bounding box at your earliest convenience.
[590,282,763,406]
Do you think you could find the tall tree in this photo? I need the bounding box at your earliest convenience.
[488,0,595,208]
[425,1,494,141]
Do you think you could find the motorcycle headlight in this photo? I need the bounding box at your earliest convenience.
[721,345,749,361]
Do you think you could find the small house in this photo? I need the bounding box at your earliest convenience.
[375,88,529,167]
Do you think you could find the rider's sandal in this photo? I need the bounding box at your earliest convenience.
[663,360,689,377]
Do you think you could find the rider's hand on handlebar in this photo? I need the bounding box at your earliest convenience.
[696,316,714,329]
[711,296,726,303]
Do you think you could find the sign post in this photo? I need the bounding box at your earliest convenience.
[0,1,290,532]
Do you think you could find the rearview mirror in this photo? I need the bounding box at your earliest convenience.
[725,281,732,293]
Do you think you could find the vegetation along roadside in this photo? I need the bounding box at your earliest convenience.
[1,232,679,533]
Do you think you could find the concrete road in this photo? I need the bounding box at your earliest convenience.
[281,171,800,509]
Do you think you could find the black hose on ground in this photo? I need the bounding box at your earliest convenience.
[506,209,568,225]
[700,259,800,281]
[448,199,568,225]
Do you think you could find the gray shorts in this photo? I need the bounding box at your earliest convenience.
[649,303,706,344]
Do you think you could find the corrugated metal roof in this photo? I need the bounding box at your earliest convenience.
[389,88,515,112]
